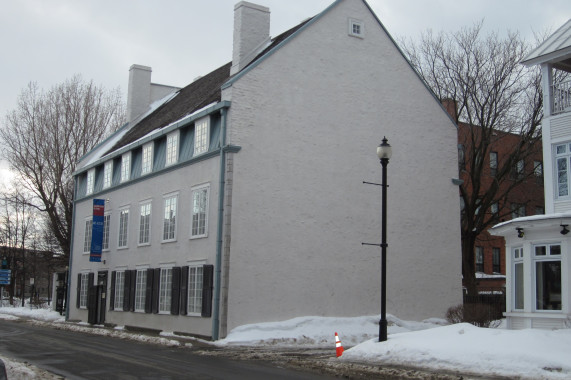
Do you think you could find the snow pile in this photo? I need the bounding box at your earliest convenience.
[0,305,64,322]
[217,314,446,347]
[341,323,571,379]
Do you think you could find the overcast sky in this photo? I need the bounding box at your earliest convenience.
[1,0,570,185]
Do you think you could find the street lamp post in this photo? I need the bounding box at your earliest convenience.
[377,137,392,342]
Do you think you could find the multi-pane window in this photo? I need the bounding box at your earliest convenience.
[194,118,210,155]
[121,152,131,183]
[79,273,90,308]
[191,185,209,238]
[490,202,499,219]
[188,266,204,314]
[458,144,465,171]
[489,152,498,177]
[118,208,129,248]
[86,169,95,195]
[114,271,125,310]
[159,268,173,314]
[134,269,147,312]
[513,247,524,310]
[475,247,484,272]
[103,161,113,189]
[102,214,111,251]
[534,244,562,311]
[166,131,179,166]
[534,160,543,184]
[516,159,525,180]
[141,142,153,175]
[139,202,151,245]
[83,219,93,253]
[555,143,571,197]
[492,247,501,273]
[511,203,525,219]
[163,194,178,241]
[535,206,544,215]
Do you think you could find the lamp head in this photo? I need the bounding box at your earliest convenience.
[516,227,524,238]
[561,224,569,235]
[377,137,392,160]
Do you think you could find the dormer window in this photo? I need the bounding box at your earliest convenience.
[86,168,95,195]
[556,142,571,198]
[141,142,154,175]
[166,130,179,166]
[121,152,131,183]
[103,161,113,189]
[194,117,210,156]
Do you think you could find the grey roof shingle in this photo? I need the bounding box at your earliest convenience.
[106,17,314,155]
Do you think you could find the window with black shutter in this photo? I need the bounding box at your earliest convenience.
[145,268,154,314]
[179,266,189,315]
[109,271,116,311]
[171,267,181,315]
[152,268,160,314]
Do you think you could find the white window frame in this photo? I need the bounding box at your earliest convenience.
[121,152,131,183]
[86,168,95,195]
[134,268,148,312]
[166,130,180,166]
[187,265,204,316]
[83,218,93,254]
[555,142,571,199]
[118,207,129,249]
[79,272,90,309]
[162,193,178,242]
[114,271,125,310]
[533,243,562,312]
[191,184,209,239]
[513,247,524,310]
[194,117,210,156]
[141,142,154,175]
[348,18,364,38]
[159,267,173,314]
[475,246,484,272]
[102,213,111,251]
[103,161,113,189]
[138,201,152,246]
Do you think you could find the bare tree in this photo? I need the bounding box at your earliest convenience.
[0,75,125,259]
[401,22,543,295]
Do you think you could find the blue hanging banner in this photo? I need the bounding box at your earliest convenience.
[90,199,105,262]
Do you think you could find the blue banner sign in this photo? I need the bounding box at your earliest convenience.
[90,199,105,262]
[0,269,11,285]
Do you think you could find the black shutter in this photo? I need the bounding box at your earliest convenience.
[152,268,160,314]
[129,269,137,312]
[76,273,82,308]
[171,267,181,315]
[179,266,189,315]
[123,270,131,311]
[109,271,116,311]
[201,265,214,318]
[145,268,154,314]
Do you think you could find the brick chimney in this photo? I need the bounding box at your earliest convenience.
[126,64,152,122]
[441,98,458,123]
[230,1,271,75]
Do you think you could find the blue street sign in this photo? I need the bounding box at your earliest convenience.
[0,269,11,285]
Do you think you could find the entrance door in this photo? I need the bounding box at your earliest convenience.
[87,271,108,325]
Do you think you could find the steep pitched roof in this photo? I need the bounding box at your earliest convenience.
[105,17,314,155]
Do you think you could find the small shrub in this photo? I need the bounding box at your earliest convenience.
[446,304,501,328]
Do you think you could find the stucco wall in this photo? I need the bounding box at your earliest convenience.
[69,157,220,336]
[222,0,462,331]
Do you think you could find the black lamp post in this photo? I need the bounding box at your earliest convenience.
[377,136,392,342]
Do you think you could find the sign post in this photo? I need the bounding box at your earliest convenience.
[90,199,105,262]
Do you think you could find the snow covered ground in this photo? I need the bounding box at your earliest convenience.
[1,305,570,379]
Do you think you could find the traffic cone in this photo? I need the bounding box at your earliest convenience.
[335,332,344,357]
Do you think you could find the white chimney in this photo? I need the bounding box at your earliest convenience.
[126,64,152,122]
[231,1,271,75]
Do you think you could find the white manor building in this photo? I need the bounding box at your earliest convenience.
[68,0,462,339]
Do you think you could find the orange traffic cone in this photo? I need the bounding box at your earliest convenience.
[335,332,344,357]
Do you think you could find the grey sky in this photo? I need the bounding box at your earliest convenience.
[1,0,570,184]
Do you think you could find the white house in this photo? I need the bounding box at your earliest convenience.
[68,0,462,340]
[490,19,571,329]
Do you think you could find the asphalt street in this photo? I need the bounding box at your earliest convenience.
[0,318,337,380]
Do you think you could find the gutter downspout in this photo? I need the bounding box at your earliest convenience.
[212,107,227,340]
[66,177,78,321]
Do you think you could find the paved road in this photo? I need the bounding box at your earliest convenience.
[0,319,337,380]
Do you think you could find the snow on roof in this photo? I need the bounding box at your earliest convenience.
[491,211,571,231]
